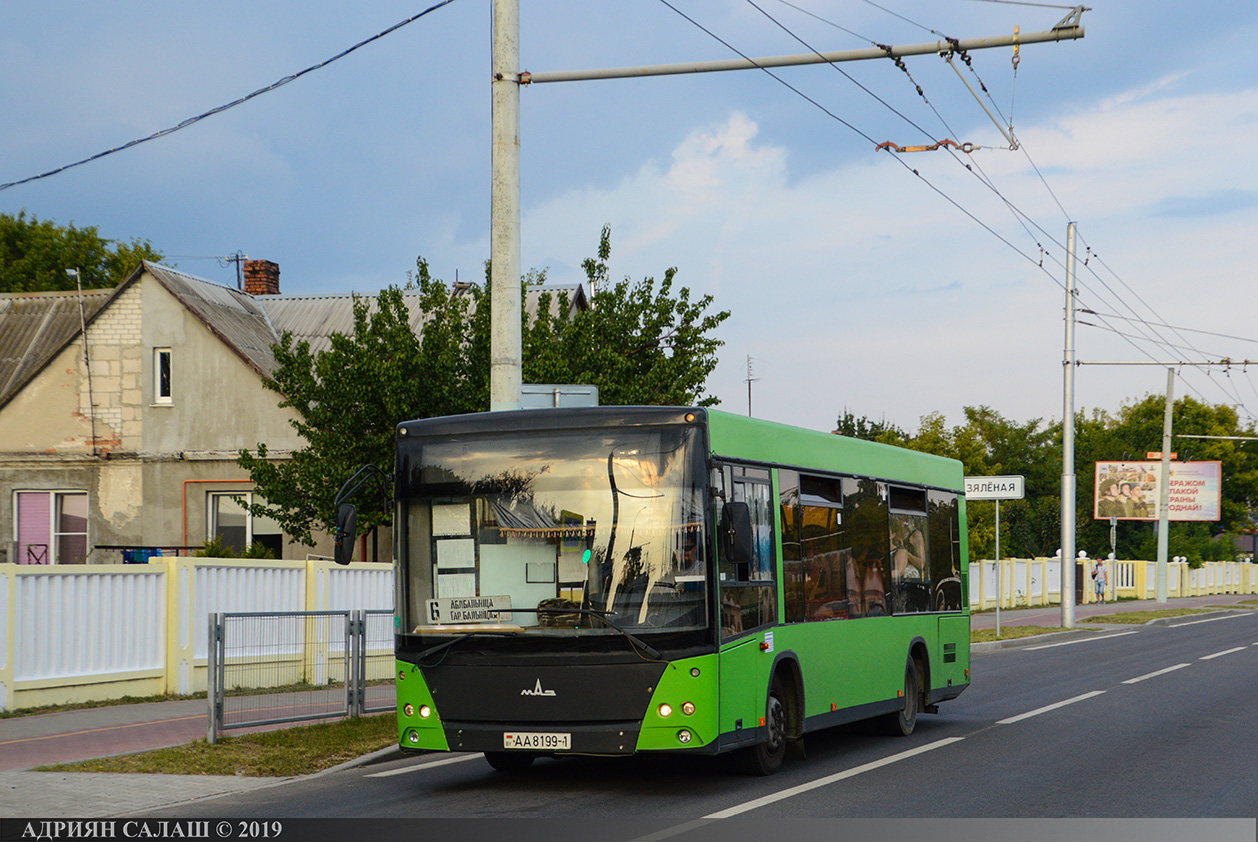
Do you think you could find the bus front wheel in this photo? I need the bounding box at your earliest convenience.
[484,751,536,772]
[742,676,788,776]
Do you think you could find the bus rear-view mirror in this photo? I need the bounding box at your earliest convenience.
[334,503,357,566]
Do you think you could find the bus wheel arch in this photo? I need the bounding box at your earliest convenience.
[908,639,930,709]
[882,644,928,737]
[773,657,805,743]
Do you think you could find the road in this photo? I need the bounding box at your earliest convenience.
[141,611,1258,831]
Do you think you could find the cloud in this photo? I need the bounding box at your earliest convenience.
[518,78,1258,431]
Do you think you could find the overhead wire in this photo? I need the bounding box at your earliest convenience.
[0,0,460,193]
[839,3,1255,417]
[710,1,1255,417]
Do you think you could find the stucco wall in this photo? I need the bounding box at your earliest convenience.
[0,343,94,452]
[140,275,303,455]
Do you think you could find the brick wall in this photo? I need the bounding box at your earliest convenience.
[82,282,143,451]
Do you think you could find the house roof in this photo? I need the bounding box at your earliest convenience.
[0,262,590,409]
[0,288,112,406]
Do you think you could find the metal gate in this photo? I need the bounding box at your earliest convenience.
[208,609,395,743]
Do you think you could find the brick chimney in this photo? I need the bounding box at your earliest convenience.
[243,259,280,296]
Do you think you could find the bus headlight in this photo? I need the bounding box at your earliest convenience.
[406,729,420,745]
[681,701,695,716]
[403,704,415,717]
[418,705,432,719]
[677,730,692,744]
[658,703,673,718]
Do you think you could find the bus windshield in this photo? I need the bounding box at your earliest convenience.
[399,425,708,636]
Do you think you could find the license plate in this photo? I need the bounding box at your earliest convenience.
[503,732,571,750]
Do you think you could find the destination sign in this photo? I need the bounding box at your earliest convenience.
[426,595,513,624]
[964,475,1025,500]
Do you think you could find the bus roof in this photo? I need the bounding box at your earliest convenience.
[707,409,963,492]
[395,406,963,492]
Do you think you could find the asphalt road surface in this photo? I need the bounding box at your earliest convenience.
[141,611,1258,830]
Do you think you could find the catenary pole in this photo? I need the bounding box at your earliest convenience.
[1061,222,1077,628]
[489,7,1086,411]
[1156,368,1174,602]
[490,0,522,411]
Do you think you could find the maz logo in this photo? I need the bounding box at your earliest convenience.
[520,679,557,697]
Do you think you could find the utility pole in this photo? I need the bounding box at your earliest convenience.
[488,3,1086,411]
[490,0,522,411]
[1061,222,1078,628]
[1156,368,1173,602]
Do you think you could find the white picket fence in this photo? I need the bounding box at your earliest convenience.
[968,558,1258,610]
[0,558,392,712]
[4,555,1253,711]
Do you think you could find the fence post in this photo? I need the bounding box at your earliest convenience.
[207,612,222,745]
[0,566,14,712]
[352,610,365,717]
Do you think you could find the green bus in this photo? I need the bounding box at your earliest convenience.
[376,406,969,774]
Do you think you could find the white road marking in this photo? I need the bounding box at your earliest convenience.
[1023,631,1138,650]
[1200,647,1247,661]
[997,691,1106,725]
[701,738,965,819]
[1169,614,1250,628]
[1122,664,1191,684]
[365,753,481,777]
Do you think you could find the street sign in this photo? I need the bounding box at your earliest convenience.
[964,475,1025,500]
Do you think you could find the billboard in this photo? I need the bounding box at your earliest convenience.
[1094,461,1221,522]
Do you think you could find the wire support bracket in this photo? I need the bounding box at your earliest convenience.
[876,138,976,154]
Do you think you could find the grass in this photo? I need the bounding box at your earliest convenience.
[970,625,1068,643]
[0,691,206,720]
[36,712,398,777]
[1080,608,1213,624]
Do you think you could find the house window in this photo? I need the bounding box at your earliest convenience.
[208,492,283,557]
[154,348,172,404]
[14,490,88,564]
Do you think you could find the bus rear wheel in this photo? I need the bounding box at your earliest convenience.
[484,751,536,772]
[881,658,920,737]
[741,676,788,776]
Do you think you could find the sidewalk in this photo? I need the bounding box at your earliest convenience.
[1,592,1252,818]
[969,592,1255,630]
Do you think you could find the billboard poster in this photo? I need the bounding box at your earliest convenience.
[1094,461,1222,522]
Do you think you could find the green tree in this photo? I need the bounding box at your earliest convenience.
[0,211,164,292]
[1076,395,1258,564]
[524,225,729,406]
[858,395,1258,564]
[238,228,729,546]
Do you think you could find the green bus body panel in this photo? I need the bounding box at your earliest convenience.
[636,654,721,751]
[395,660,449,751]
[936,614,971,690]
[707,409,964,492]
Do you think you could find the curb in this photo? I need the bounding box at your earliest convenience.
[1141,608,1249,627]
[309,744,405,778]
[972,628,1098,652]
[973,608,1252,651]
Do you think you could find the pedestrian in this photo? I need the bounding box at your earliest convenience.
[1092,557,1109,604]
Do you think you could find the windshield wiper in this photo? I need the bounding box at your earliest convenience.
[415,631,498,663]
[417,608,662,661]
[514,607,663,661]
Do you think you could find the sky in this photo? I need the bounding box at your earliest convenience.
[4,1,1257,437]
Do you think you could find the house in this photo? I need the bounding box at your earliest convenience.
[0,260,587,565]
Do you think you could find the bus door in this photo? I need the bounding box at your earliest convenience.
[715,465,779,742]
